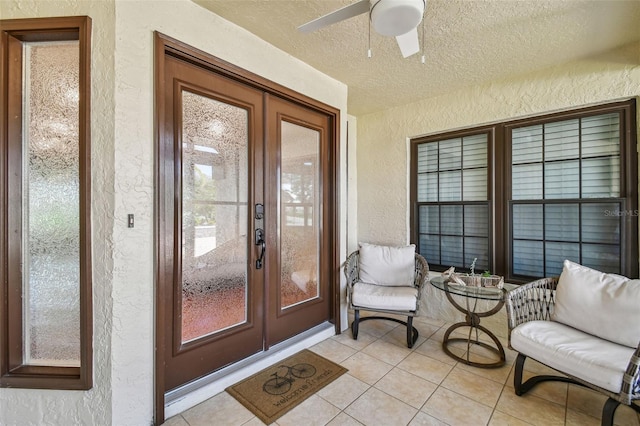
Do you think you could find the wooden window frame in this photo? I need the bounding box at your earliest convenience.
[410,99,638,283]
[410,126,495,273]
[0,16,92,390]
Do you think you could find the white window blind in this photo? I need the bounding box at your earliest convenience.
[416,134,490,271]
[510,113,622,277]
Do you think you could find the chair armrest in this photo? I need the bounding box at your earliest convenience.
[622,340,640,402]
[413,253,429,313]
[344,250,360,288]
[506,277,558,348]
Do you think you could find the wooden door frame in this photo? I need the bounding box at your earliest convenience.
[153,32,341,425]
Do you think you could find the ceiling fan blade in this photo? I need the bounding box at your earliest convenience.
[298,0,371,33]
[395,27,420,58]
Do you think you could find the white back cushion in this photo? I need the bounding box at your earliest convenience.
[551,260,640,348]
[358,242,415,287]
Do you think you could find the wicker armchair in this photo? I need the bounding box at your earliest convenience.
[344,249,429,348]
[507,277,640,426]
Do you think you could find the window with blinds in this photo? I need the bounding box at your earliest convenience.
[410,100,638,283]
[413,132,490,272]
[509,112,624,278]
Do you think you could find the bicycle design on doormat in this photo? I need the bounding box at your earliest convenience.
[262,363,317,395]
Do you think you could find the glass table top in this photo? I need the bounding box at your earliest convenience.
[430,276,506,301]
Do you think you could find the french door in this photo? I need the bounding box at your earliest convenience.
[156,35,337,405]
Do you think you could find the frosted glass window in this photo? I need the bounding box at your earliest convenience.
[280,121,320,309]
[23,41,81,366]
[181,90,249,343]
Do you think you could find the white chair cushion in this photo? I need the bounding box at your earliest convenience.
[511,320,634,394]
[351,282,418,311]
[551,260,640,348]
[358,242,415,287]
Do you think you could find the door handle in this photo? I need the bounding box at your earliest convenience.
[255,228,265,269]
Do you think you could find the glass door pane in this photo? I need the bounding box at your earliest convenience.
[280,121,320,308]
[22,41,80,367]
[181,91,248,343]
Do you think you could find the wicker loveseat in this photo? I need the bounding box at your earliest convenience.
[344,243,429,348]
[506,260,640,426]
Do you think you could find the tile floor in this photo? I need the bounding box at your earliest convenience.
[164,314,640,426]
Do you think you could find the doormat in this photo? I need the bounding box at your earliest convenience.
[226,349,347,424]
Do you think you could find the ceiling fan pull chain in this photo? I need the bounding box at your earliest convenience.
[421,6,426,64]
[368,16,372,58]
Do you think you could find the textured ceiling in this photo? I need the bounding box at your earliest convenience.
[193,0,640,116]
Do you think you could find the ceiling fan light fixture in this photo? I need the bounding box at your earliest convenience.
[370,0,425,37]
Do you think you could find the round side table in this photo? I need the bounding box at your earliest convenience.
[430,276,506,368]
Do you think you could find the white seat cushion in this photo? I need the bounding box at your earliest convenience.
[351,281,418,311]
[511,320,635,394]
[358,242,415,287]
[551,260,640,348]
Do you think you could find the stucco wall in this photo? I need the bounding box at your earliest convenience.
[356,42,640,333]
[1,0,348,425]
[113,1,347,424]
[0,1,116,425]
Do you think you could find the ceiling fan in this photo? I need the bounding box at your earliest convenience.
[298,0,426,58]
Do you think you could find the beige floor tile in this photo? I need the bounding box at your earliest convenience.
[413,338,460,365]
[326,412,364,426]
[414,316,446,328]
[374,367,438,409]
[455,357,514,385]
[332,328,377,351]
[182,391,255,426]
[413,322,442,340]
[488,410,534,425]
[340,351,394,385]
[345,387,418,426]
[567,385,640,425]
[311,338,358,364]
[241,417,269,426]
[381,324,427,349]
[169,315,632,426]
[421,387,493,426]
[361,338,412,365]
[565,408,600,426]
[275,394,341,426]
[496,389,565,426]
[162,414,189,426]
[440,367,504,407]
[317,373,370,410]
[356,317,399,338]
[407,411,448,426]
[396,352,454,385]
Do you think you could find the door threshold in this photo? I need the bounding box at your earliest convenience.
[164,322,336,419]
